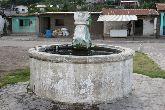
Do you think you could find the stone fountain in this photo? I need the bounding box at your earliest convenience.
[29,12,134,104]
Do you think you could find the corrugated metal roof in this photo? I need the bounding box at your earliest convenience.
[98,15,137,21]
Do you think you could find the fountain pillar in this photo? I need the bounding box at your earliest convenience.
[72,12,92,49]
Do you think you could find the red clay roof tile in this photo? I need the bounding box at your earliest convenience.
[102,8,159,15]
[156,3,165,11]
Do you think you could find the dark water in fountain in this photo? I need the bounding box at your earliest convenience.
[44,44,121,56]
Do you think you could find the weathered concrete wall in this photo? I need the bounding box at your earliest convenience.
[89,14,104,37]
[39,14,75,35]
[39,13,103,37]
[29,45,134,104]
[35,17,40,35]
[0,15,5,35]
[104,21,129,37]
[104,17,156,37]
[143,18,154,36]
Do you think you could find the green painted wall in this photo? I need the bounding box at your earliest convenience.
[12,16,37,33]
[160,13,165,35]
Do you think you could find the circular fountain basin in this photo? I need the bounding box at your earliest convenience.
[28,44,134,104]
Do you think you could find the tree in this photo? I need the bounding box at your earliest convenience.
[0,0,11,8]
[14,0,41,6]
[139,0,164,9]
[42,0,87,11]
[0,0,43,8]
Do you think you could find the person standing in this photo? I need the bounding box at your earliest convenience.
[127,21,132,36]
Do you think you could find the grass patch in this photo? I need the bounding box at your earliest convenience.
[0,68,30,88]
[133,52,165,79]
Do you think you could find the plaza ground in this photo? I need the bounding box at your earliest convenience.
[1,36,165,78]
[0,36,165,109]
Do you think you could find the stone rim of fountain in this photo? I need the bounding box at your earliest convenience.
[29,44,134,104]
[29,44,134,63]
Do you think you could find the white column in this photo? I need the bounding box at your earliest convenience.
[154,17,157,36]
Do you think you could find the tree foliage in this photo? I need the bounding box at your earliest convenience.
[42,0,87,11]
[138,0,164,8]
[0,0,41,8]
[1,0,165,12]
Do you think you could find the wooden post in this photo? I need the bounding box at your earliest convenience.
[133,20,135,40]
[103,21,105,40]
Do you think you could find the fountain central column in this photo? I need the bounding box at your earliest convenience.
[72,12,92,49]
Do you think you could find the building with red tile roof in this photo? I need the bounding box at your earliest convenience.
[99,8,159,38]
[155,3,165,36]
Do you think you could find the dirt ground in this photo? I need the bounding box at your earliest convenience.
[0,46,29,78]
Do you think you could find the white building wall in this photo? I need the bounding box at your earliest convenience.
[0,15,5,34]
[15,5,28,14]
[104,18,155,37]
[143,18,154,36]
[104,21,110,35]
[104,21,129,36]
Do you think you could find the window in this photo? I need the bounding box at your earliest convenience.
[22,9,25,12]
[19,19,31,27]
[15,8,18,11]
[55,19,64,26]
[19,19,23,26]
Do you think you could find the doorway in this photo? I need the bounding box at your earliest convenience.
[41,17,50,33]
[135,19,143,36]
[163,14,165,35]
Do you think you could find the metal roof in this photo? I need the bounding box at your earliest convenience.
[98,15,137,21]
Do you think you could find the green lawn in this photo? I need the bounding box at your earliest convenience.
[133,52,165,79]
[0,52,165,88]
[0,68,30,88]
